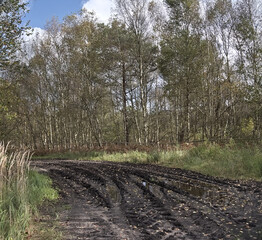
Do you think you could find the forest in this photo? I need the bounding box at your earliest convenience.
[1,0,262,150]
[1,1,262,239]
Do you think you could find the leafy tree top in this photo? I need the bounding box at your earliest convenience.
[0,0,30,68]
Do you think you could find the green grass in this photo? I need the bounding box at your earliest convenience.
[33,144,262,181]
[156,145,262,180]
[0,171,59,240]
[28,171,59,213]
[180,145,262,180]
[0,144,59,240]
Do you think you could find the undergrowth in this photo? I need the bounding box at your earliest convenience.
[176,144,262,180]
[32,144,262,181]
[0,144,58,240]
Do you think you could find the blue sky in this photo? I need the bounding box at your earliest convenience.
[24,0,84,29]
[23,0,114,29]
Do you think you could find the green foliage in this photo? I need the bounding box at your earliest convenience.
[0,0,30,67]
[241,118,254,136]
[0,0,261,152]
[0,0,30,143]
[160,145,262,180]
[0,171,58,240]
[0,79,20,141]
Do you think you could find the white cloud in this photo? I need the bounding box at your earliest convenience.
[19,27,47,63]
[82,0,115,23]
[29,27,46,40]
[23,27,47,46]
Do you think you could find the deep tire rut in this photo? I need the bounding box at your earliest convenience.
[32,160,262,240]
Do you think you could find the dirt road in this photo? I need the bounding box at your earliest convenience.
[32,160,262,240]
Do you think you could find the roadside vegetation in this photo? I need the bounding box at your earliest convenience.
[0,144,58,240]
[33,143,262,181]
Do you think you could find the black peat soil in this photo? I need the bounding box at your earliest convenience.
[31,160,262,240]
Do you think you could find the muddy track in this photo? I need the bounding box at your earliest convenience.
[31,160,262,240]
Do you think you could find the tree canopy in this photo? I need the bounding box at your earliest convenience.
[1,0,262,148]
[0,0,29,68]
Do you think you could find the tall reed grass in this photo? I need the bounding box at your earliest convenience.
[0,143,31,240]
[0,144,58,240]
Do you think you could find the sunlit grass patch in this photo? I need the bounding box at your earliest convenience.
[89,151,149,163]
[172,144,262,180]
[87,145,262,180]
[32,144,262,181]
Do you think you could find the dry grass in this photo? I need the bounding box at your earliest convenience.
[0,143,58,240]
[0,143,31,239]
[0,143,31,194]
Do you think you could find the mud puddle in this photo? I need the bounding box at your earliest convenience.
[106,184,121,203]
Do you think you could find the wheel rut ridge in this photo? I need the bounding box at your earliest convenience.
[108,162,234,189]
[66,163,129,201]
[128,169,230,239]
[133,169,261,239]
[52,167,112,208]
[45,168,137,239]
[133,179,196,238]
[112,161,252,191]
[66,165,108,185]
[31,160,262,240]
[97,162,261,221]
[121,170,236,239]
[159,185,231,236]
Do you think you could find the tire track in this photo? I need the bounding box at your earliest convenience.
[31,160,262,240]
